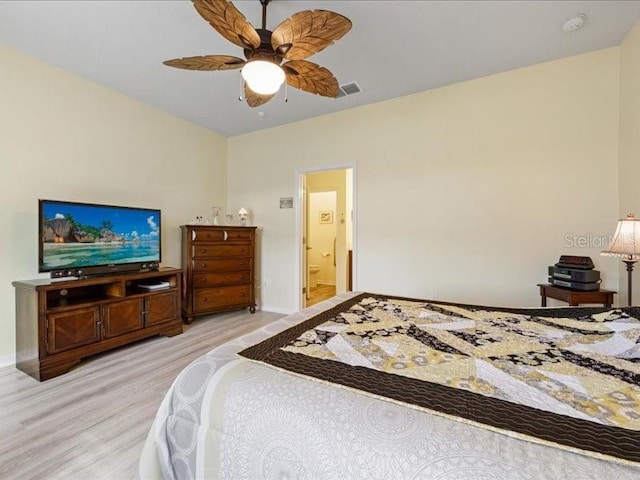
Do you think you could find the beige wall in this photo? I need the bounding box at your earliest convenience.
[228,48,621,313]
[618,21,640,306]
[309,191,337,285]
[0,45,227,362]
[3,27,638,363]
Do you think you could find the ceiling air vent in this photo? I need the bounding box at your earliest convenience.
[337,81,362,98]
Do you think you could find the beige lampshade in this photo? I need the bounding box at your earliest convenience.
[601,213,640,260]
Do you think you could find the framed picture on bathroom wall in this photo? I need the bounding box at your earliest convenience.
[319,211,333,224]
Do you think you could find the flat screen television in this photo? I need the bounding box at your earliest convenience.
[39,199,161,278]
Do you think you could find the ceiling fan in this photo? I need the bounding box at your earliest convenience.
[164,0,352,107]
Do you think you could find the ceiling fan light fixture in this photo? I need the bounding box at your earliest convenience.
[164,0,352,106]
[241,60,285,95]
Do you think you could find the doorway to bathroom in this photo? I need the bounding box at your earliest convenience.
[298,166,355,309]
[308,191,337,305]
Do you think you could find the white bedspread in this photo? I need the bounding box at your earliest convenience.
[138,292,640,480]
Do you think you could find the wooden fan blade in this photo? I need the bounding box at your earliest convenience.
[271,10,352,60]
[193,0,261,50]
[163,55,245,71]
[244,84,275,108]
[283,60,339,98]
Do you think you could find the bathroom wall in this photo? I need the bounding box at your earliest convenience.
[306,170,348,292]
[309,191,337,285]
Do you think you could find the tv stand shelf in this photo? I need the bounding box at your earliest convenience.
[13,267,183,381]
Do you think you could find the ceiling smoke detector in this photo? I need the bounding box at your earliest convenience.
[562,14,586,33]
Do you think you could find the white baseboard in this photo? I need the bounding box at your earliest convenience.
[259,305,296,315]
[0,354,15,369]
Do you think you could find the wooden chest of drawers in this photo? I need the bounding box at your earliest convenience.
[181,225,256,323]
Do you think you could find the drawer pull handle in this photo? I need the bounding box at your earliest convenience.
[240,293,245,297]
[201,249,207,254]
[201,278,206,282]
[202,297,208,302]
[201,263,206,268]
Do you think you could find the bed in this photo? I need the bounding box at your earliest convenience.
[138,291,640,480]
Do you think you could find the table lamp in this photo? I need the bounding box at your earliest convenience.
[238,207,248,226]
[601,213,640,306]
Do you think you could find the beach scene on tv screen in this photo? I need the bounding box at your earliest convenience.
[41,203,160,270]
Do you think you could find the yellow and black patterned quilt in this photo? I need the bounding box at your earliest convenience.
[240,293,640,466]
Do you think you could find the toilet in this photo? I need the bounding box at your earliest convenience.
[309,264,320,288]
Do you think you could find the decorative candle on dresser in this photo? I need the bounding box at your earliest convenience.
[181,225,257,323]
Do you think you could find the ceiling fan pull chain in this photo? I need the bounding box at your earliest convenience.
[284,81,288,103]
[238,74,244,102]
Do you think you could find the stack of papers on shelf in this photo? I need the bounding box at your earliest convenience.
[137,281,170,291]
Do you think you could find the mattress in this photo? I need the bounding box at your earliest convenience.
[138,292,640,480]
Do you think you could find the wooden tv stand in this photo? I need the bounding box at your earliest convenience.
[13,267,183,381]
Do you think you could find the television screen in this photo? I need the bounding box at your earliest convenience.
[39,199,161,276]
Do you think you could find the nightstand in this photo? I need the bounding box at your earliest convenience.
[537,284,616,308]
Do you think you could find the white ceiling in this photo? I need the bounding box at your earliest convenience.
[2,1,640,137]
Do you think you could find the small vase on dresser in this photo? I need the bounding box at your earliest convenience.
[181,225,257,323]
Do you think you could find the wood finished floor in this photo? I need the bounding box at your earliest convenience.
[306,284,336,307]
[0,310,283,480]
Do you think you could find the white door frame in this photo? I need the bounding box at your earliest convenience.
[295,162,357,311]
